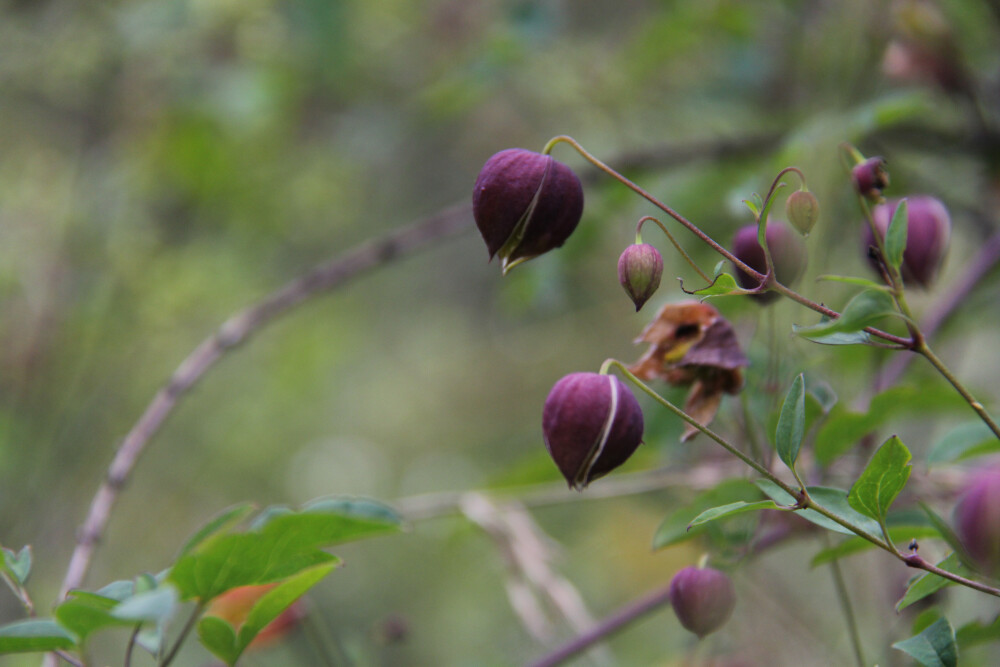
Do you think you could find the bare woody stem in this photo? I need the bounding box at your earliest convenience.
[57,203,473,598]
[525,580,674,667]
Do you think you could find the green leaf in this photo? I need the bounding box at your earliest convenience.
[198,615,240,666]
[776,374,806,469]
[892,617,957,667]
[169,501,399,601]
[112,586,178,624]
[816,274,893,290]
[234,562,334,657]
[178,503,257,557]
[790,326,873,346]
[55,594,132,643]
[690,272,753,298]
[0,619,77,654]
[2,546,31,585]
[756,482,883,537]
[795,289,895,338]
[687,501,780,529]
[956,614,1000,650]
[897,553,969,612]
[811,525,941,566]
[848,436,911,523]
[927,422,999,465]
[885,198,908,273]
[653,478,763,550]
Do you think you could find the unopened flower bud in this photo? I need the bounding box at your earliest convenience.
[953,466,1000,577]
[785,189,820,236]
[669,566,736,638]
[730,222,807,304]
[618,243,663,311]
[542,373,644,490]
[851,157,890,201]
[472,148,584,273]
[863,196,951,287]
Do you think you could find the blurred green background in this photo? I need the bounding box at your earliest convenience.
[2,0,999,665]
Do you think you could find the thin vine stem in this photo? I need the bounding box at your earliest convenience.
[635,215,712,283]
[917,341,1000,441]
[604,360,1000,598]
[823,533,866,667]
[546,135,913,348]
[159,602,205,667]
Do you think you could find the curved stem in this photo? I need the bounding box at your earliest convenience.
[160,602,205,667]
[605,360,800,498]
[526,580,674,667]
[548,135,912,348]
[636,216,712,283]
[57,203,474,599]
[545,135,765,281]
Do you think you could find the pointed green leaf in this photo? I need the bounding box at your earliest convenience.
[885,198,908,273]
[790,326,874,346]
[848,436,911,522]
[756,482,883,537]
[169,501,398,601]
[690,273,753,298]
[178,503,257,557]
[0,619,77,654]
[897,553,970,612]
[776,374,806,468]
[2,546,31,585]
[198,615,239,666]
[234,562,334,658]
[795,289,895,338]
[653,479,764,550]
[687,501,780,529]
[892,617,957,667]
[112,586,178,624]
[54,594,134,643]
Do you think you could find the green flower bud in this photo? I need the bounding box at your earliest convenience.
[785,189,819,236]
[617,243,663,311]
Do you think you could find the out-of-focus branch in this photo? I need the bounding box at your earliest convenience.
[58,202,473,598]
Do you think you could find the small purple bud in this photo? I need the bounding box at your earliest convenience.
[542,373,644,491]
[953,466,1000,577]
[472,148,584,273]
[618,243,663,311]
[862,195,951,287]
[730,222,807,304]
[851,157,890,201]
[785,189,820,236]
[669,566,736,639]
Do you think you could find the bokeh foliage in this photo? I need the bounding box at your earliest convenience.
[1,0,999,664]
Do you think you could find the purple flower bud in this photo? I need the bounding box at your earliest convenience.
[730,222,807,304]
[953,466,1000,577]
[472,148,584,273]
[669,566,736,638]
[618,243,663,311]
[862,196,951,287]
[785,189,820,236]
[851,157,890,200]
[542,373,644,491]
